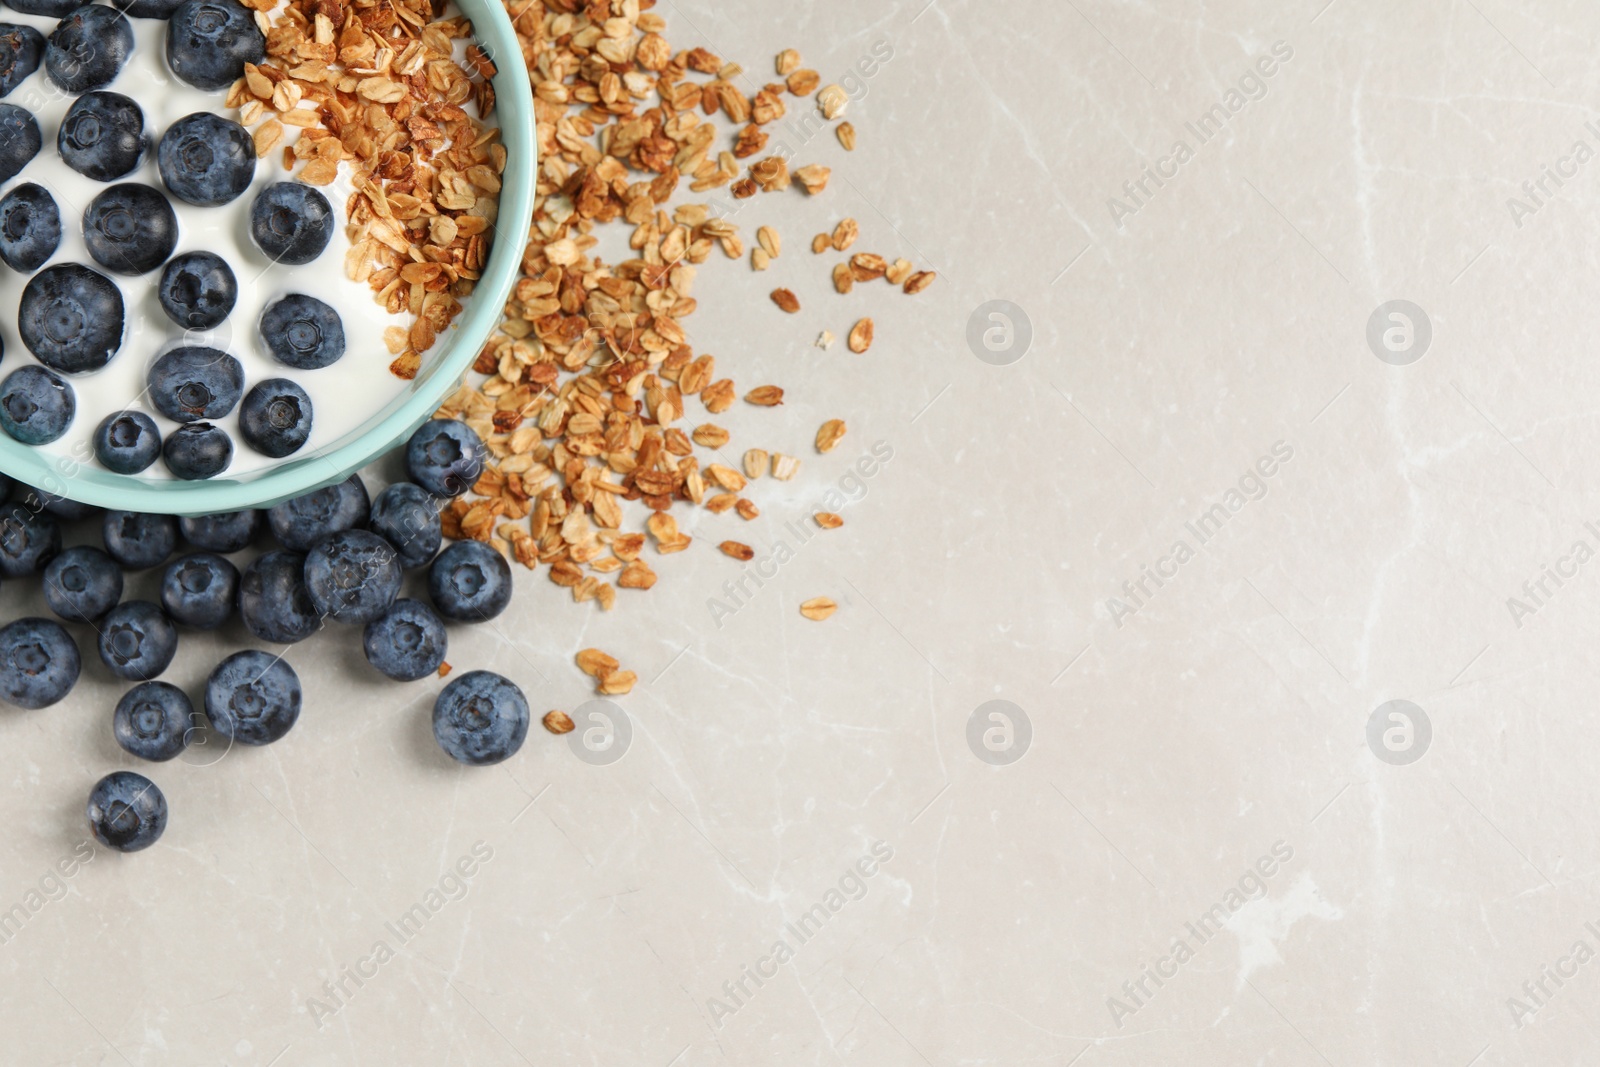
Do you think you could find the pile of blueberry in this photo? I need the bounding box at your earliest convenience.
[0,0,355,477]
[0,417,533,854]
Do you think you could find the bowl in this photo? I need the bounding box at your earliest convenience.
[0,0,534,516]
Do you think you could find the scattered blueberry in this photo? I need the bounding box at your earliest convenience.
[162,422,232,480]
[0,502,60,576]
[0,24,45,98]
[238,550,319,643]
[102,510,178,570]
[5,0,79,16]
[370,482,441,569]
[0,366,74,445]
[86,770,166,852]
[363,599,447,682]
[204,649,300,745]
[46,5,134,94]
[432,670,529,766]
[179,509,259,552]
[0,617,79,708]
[112,681,192,762]
[161,551,237,628]
[239,378,312,458]
[97,600,178,681]
[148,346,243,424]
[93,410,161,474]
[0,183,60,272]
[259,293,343,369]
[166,0,264,91]
[42,545,121,621]
[0,102,40,184]
[249,183,332,265]
[303,529,401,624]
[406,419,485,498]
[266,475,368,552]
[158,112,254,206]
[18,263,124,373]
[428,540,512,622]
[58,91,145,182]
[157,251,236,330]
[83,184,178,276]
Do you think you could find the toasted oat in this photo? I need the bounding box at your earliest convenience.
[752,248,770,271]
[746,385,785,406]
[832,218,859,251]
[786,68,820,95]
[693,424,731,448]
[597,669,637,696]
[848,319,874,353]
[886,258,914,286]
[438,662,453,677]
[811,233,831,254]
[800,597,837,621]
[735,498,760,520]
[706,493,739,514]
[832,263,854,294]
[850,253,887,281]
[815,419,847,453]
[743,449,769,479]
[814,512,844,529]
[720,540,755,561]
[816,330,835,349]
[577,649,620,678]
[817,85,848,119]
[837,122,856,150]
[905,270,937,294]
[543,710,575,734]
[770,288,800,313]
[794,165,831,194]
[757,225,780,258]
[776,48,801,75]
[770,453,801,480]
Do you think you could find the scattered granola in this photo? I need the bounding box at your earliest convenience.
[719,540,755,561]
[848,319,874,353]
[814,512,844,529]
[800,597,837,621]
[542,710,575,734]
[837,121,856,150]
[817,85,848,119]
[815,419,846,453]
[770,288,800,313]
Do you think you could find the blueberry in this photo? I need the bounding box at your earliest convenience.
[179,508,259,552]
[0,183,60,273]
[58,91,144,182]
[157,251,235,330]
[160,551,237,627]
[46,5,133,93]
[158,112,253,206]
[112,681,191,761]
[363,599,447,681]
[0,617,79,707]
[166,0,263,91]
[204,649,300,745]
[258,293,343,369]
[0,102,39,184]
[42,545,121,621]
[238,550,319,643]
[93,410,161,474]
[103,510,178,570]
[428,540,512,622]
[5,0,78,15]
[18,263,124,373]
[83,184,178,276]
[27,488,97,520]
[370,482,441,568]
[0,366,73,444]
[0,502,60,576]
[432,671,529,766]
[163,422,232,480]
[86,770,166,852]
[110,0,185,17]
[239,378,311,458]
[0,24,41,97]
[249,183,331,265]
[406,419,485,498]
[148,346,243,424]
[266,474,368,552]
[303,529,400,624]
[97,600,177,681]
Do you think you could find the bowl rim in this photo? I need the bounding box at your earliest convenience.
[0,0,534,516]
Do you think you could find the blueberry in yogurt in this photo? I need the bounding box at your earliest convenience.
[259,293,344,369]
[59,92,146,182]
[158,251,236,330]
[238,550,319,643]
[166,0,264,92]
[250,183,332,265]
[46,5,134,94]
[97,600,178,680]
[83,184,178,276]
[0,366,74,445]
[86,770,166,852]
[158,113,254,206]
[204,649,300,745]
[179,509,259,552]
[0,618,78,708]
[103,510,178,570]
[148,346,243,423]
[19,263,124,373]
[239,378,312,458]
[93,410,162,474]
[0,103,40,184]
[112,681,192,762]
[42,545,122,622]
[162,422,232,480]
[0,25,45,99]
[0,183,61,272]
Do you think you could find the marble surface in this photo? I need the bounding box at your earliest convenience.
[5,0,1600,1062]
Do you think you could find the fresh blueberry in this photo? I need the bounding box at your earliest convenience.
[179,508,259,552]
[5,0,79,15]
[406,419,485,498]
[238,550,319,643]
[83,184,178,276]
[157,251,235,330]
[166,0,263,91]
[0,502,60,576]
[103,510,178,570]
[42,545,121,621]
[93,410,161,474]
[158,112,253,206]
[0,617,79,707]
[112,681,191,761]
[239,378,311,458]
[266,474,368,552]
[148,346,243,424]
[432,670,529,766]
[370,482,441,569]
[58,91,145,182]
[428,540,512,622]
[162,422,232,480]
[249,183,331,265]
[110,0,185,17]
[363,599,447,682]
[46,5,133,93]
[28,488,98,520]
[303,529,401,625]
[97,600,177,681]
[258,293,343,369]
[160,551,237,628]
[204,649,300,745]
[18,263,124,373]
[0,183,60,273]
[0,366,73,444]
[0,24,44,97]
[86,770,166,852]
[0,102,39,184]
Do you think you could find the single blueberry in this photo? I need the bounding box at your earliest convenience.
[83,184,178,276]
[428,539,512,622]
[258,293,343,369]
[363,599,447,682]
[42,544,121,621]
[86,770,167,852]
[204,649,300,745]
[148,346,243,423]
[58,91,145,182]
[97,600,177,681]
[0,24,44,97]
[0,183,61,273]
[111,0,186,17]
[0,617,79,707]
[103,510,178,570]
[166,0,263,91]
[158,112,253,206]
[46,5,133,93]
[432,670,529,766]
[266,474,368,552]
[157,251,236,330]
[239,378,311,458]
[112,681,192,761]
[162,422,232,480]
[238,550,319,643]
[93,410,161,474]
[18,263,124,373]
[369,482,441,569]
[406,419,485,498]
[249,183,331,265]
[0,366,73,444]
[0,102,40,184]
[160,551,237,627]
[0,502,60,576]
[303,529,401,624]
[179,508,259,552]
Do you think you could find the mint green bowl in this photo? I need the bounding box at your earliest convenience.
[0,1,534,516]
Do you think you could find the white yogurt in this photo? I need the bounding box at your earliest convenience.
[0,8,416,478]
